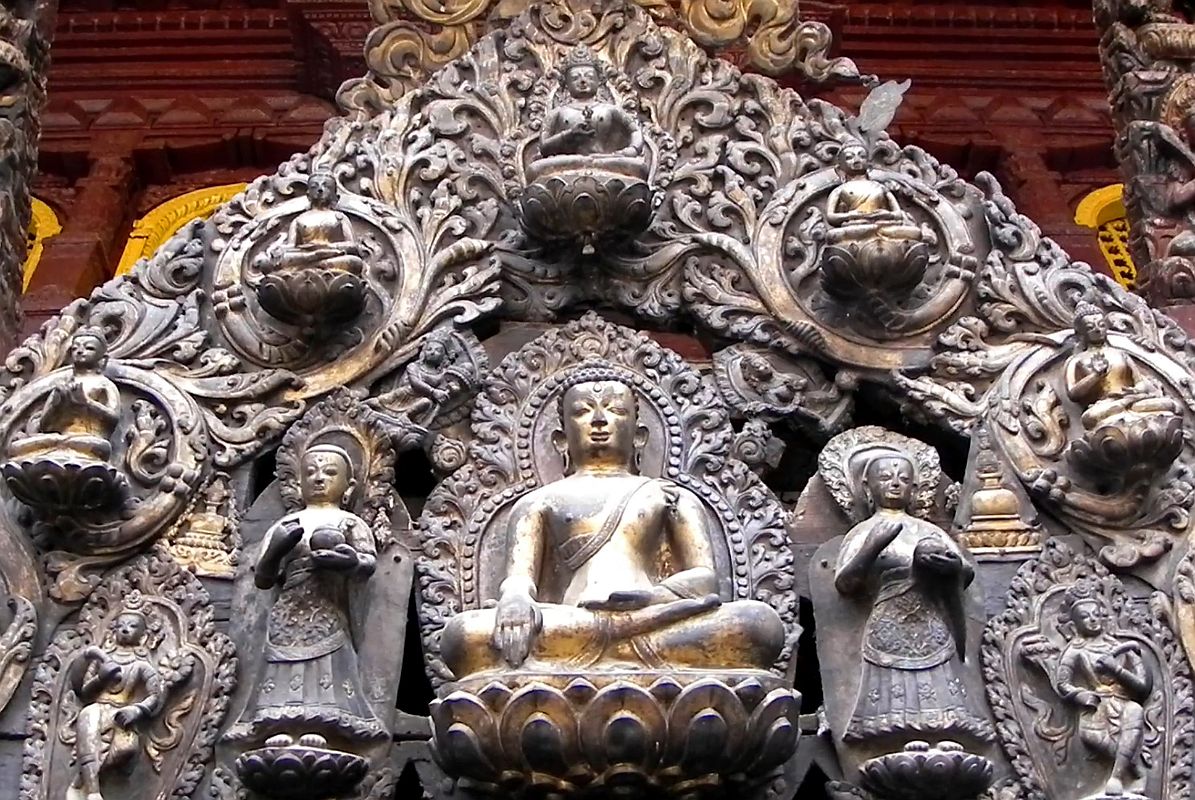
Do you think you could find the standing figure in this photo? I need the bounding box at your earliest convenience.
[227,443,386,747]
[1054,582,1153,797]
[67,601,165,800]
[834,452,994,745]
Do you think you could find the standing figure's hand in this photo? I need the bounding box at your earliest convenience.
[278,518,305,552]
[114,705,145,728]
[311,543,360,571]
[874,520,904,547]
[913,537,963,575]
[98,660,123,685]
[492,592,542,667]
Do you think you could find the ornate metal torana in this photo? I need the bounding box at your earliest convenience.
[3,2,1195,799]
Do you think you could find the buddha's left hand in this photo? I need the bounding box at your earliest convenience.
[583,589,654,611]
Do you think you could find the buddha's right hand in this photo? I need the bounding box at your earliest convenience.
[492,592,542,667]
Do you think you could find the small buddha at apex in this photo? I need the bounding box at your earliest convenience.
[441,379,784,678]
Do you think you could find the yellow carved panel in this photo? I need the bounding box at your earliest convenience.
[1075,184,1137,290]
[22,197,62,291]
[116,183,246,276]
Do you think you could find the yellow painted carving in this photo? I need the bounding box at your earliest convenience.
[1075,184,1137,291]
[23,197,62,292]
[116,183,246,277]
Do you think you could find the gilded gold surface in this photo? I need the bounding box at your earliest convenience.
[167,474,239,579]
[355,0,863,106]
[441,379,783,678]
[957,433,1042,555]
[116,183,246,276]
[22,197,60,291]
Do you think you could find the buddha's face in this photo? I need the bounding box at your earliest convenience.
[562,380,638,471]
[564,65,600,100]
[865,455,914,511]
[301,449,353,506]
[70,334,106,369]
[113,612,147,647]
[307,175,337,206]
[1076,311,1108,345]
[839,143,869,175]
[1069,599,1104,637]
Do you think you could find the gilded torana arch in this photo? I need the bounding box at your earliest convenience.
[0,3,1192,800]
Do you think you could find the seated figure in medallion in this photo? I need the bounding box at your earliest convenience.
[537,45,644,166]
[226,443,386,747]
[10,326,120,468]
[835,451,994,745]
[442,379,784,678]
[4,326,129,513]
[1065,298,1181,432]
[824,140,925,248]
[258,172,365,277]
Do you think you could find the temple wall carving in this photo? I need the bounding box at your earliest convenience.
[0,0,51,352]
[1,2,1194,799]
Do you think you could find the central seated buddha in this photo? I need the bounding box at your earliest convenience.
[441,379,784,677]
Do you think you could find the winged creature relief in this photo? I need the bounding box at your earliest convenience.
[23,553,235,800]
[983,540,1191,800]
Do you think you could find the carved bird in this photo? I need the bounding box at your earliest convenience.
[857,79,912,143]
